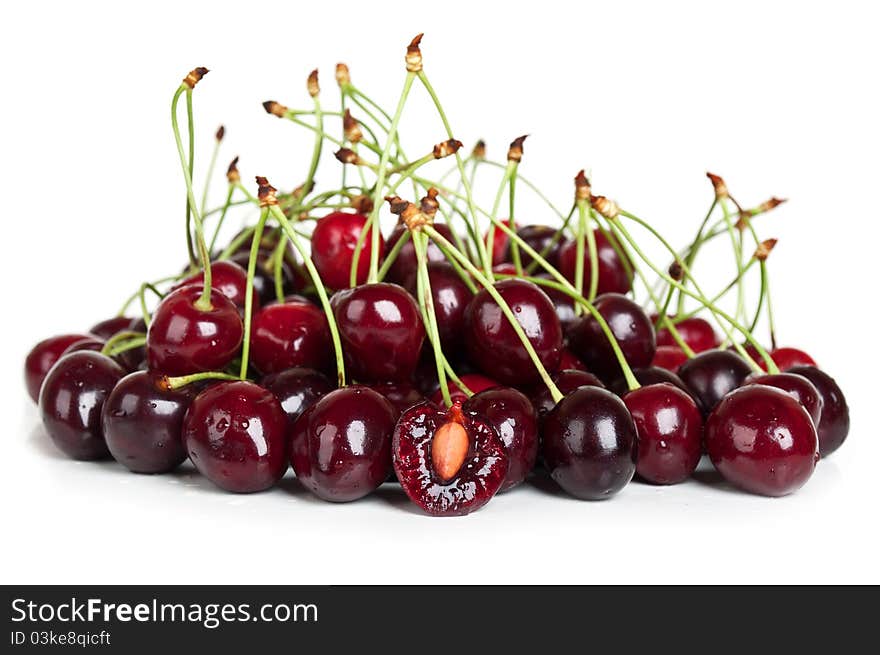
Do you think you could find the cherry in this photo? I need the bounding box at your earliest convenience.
[678,349,752,416]
[654,316,718,353]
[767,347,817,371]
[118,317,148,372]
[787,366,850,458]
[746,372,823,426]
[228,250,300,304]
[541,386,637,500]
[249,300,331,375]
[311,211,384,289]
[705,385,818,496]
[464,387,538,491]
[402,262,472,349]
[492,262,518,276]
[369,381,426,416]
[534,274,578,331]
[332,282,425,383]
[464,278,563,386]
[183,381,288,493]
[175,260,260,315]
[652,345,689,372]
[557,349,587,372]
[485,219,510,266]
[385,222,456,284]
[393,401,507,516]
[25,333,93,403]
[262,367,334,428]
[507,224,565,268]
[38,351,126,460]
[623,383,703,484]
[608,366,695,403]
[567,292,656,383]
[558,229,632,295]
[530,369,604,422]
[290,386,396,502]
[429,373,500,406]
[101,371,194,473]
[89,316,135,341]
[146,285,243,376]
[61,336,106,356]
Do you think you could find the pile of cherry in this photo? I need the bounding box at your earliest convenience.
[23,41,850,517]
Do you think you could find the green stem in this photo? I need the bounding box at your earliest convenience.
[238,209,269,379]
[414,231,451,407]
[165,371,242,390]
[208,185,236,255]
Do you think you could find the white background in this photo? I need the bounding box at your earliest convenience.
[1,0,877,584]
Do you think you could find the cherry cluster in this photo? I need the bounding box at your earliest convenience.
[24,36,849,516]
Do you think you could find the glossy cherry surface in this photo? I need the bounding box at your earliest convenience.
[101,371,193,473]
[385,222,455,284]
[262,367,334,428]
[249,301,331,375]
[787,366,849,458]
[542,386,637,500]
[624,383,703,484]
[39,351,126,460]
[61,336,105,356]
[183,381,288,493]
[654,316,718,353]
[369,381,426,416]
[557,349,587,372]
[146,286,244,376]
[530,369,604,422]
[558,229,632,296]
[403,262,472,349]
[228,250,299,304]
[608,366,695,402]
[175,260,259,315]
[535,276,578,331]
[429,373,500,406]
[652,345,689,372]
[705,385,818,496]
[89,316,135,341]
[393,401,507,516]
[507,224,565,268]
[332,282,425,383]
[311,211,384,289]
[746,372,823,426]
[568,292,656,382]
[767,347,817,371]
[678,349,752,416]
[465,387,538,491]
[25,333,93,403]
[464,278,563,386]
[290,386,396,502]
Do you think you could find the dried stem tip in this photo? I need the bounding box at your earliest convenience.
[706,172,729,199]
[406,33,424,72]
[256,176,278,207]
[472,139,486,160]
[574,170,592,202]
[386,196,428,232]
[335,63,351,87]
[226,156,240,183]
[668,260,684,281]
[343,109,363,143]
[420,188,440,219]
[755,197,787,214]
[350,194,374,215]
[754,238,778,261]
[262,100,288,118]
[182,67,209,89]
[433,138,463,159]
[334,148,362,165]
[307,69,320,98]
[215,125,225,142]
[590,195,620,220]
[507,135,528,163]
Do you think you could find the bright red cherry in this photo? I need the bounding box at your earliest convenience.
[249,301,331,375]
[385,222,456,285]
[678,349,752,416]
[311,211,384,289]
[485,219,510,266]
[652,345,689,372]
[654,316,719,353]
[746,372,823,426]
[766,347,817,371]
[25,333,93,403]
[175,260,260,315]
[558,229,632,296]
[787,366,849,458]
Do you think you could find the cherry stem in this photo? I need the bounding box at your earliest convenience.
[524,204,577,275]
[118,275,181,316]
[208,185,236,255]
[238,208,269,379]
[100,331,145,357]
[200,131,221,217]
[164,371,241,390]
[478,159,568,224]
[303,91,323,200]
[375,228,410,282]
[184,90,197,270]
[671,257,759,323]
[508,162,523,275]
[486,161,516,274]
[676,199,716,315]
[413,231,452,407]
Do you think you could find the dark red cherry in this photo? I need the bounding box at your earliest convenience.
[228,250,300,304]
[117,317,148,372]
[61,336,105,356]
[385,222,456,284]
[530,370,604,422]
[567,292,656,383]
[507,224,565,268]
[369,381,426,416]
[146,286,244,376]
[89,316,135,341]
[249,301,331,375]
[183,381,288,493]
[485,219,510,266]
[787,366,849,458]
[705,385,818,496]
[623,383,703,485]
[492,262,518,276]
[332,283,425,383]
[290,386,396,502]
[174,260,260,315]
[558,229,632,295]
[557,349,587,372]
[533,274,578,331]
[652,345,689,372]
[311,211,384,289]
[429,373,500,406]
[25,333,93,403]
[393,401,507,516]
[38,351,126,460]
[464,278,563,386]
[101,371,194,473]
[767,347,817,371]
[678,349,753,416]
[262,367,334,428]
[746,372,823,426]
[608,366,695,403]
[654,316,718,353]
[541,386,637,500]
[464,387,538,491]
[402,262,472,349]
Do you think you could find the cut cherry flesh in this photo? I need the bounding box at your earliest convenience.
[332,282,425,383]
[311,211,384,289]
[183,380,288,493]
[290,386,396,502]
[402,261,472,349]
[652,345,689,372]
[175,260,260,315]
[249,300,331,375]
[705,384,818,496]
[787,366,849,458]
[385,222,456,285]
[393,401,507,517]
[89,316,135,341]
[677,349,752,416]
[558,228,632,296]
[746,372,823,426]
[464,387,538,491]
[623,383,703,485]
[39,351,126,460]
[25,333,93,403]
[464,278,563,386]
[146,285,244,376]
[541,386,637,500]
[261,367,334,428]
[530,369,605,423]
[429,373,500,406]
[369,381,426,416]
[654,316,719,353]
[101,370,193,473]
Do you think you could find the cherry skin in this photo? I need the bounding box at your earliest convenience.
[623,383,703,485]
[464,278,563,386]
[652,345,689,372]
[766,347,817,371]
[541,386,637,500]
[249,301,331,375]
[705,385,819,496]
[402,262,472,349]
[89,316,135,341]
[654,316,719,353]
[787,366,850,458]
[290,386,397,502]
[557,349,587,372]
[677,349,753,416]
[385,222,456,285]
[530,369,604,423]
[485,219,510,266]
[101,371,194,473]
[567,292,656,383]
[369,381,426,416]
[558,229,632,296]
[393,401,508,517]
[332,282,425,383]
[146,286,244,377]
[183,381,288,493]
[261,367,334,428]
[117,317,148,372]
[39,351,126,460]
[175,260,260,315]
[61,336,105,356]
[507,224,566,268]
[229,250,300,304]
[746,372,823,426]
[311,211,384,289]
[608,366,695,403]
[464,387,538,491]
[535,275,578,331]
[25,333,93,403]
[429,373,500,406]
